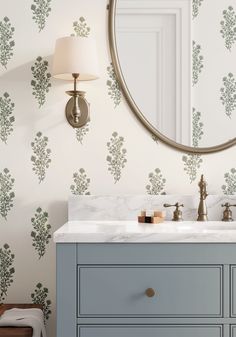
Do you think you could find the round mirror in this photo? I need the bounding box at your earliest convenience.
[108,0,236,153]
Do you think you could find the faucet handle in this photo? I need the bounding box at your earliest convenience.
[163,203,184,222]
[221,203,236,222]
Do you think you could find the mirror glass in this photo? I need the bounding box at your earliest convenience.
[114,0,236,149]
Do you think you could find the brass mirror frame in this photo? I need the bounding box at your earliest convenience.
[108,0,236,154]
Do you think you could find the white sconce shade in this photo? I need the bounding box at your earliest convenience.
[52,36,99,81]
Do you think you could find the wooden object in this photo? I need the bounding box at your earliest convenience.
[138,210,165,224]
[153,210,166,217]
[0,304,42,337]
[138,215,164,224]
[152,216,164,224]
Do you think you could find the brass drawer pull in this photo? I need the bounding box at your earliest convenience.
[145,288,156,298]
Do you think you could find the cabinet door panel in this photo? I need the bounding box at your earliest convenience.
[231,266,236,316]
[78,325,222,337]
[232,325,236,336]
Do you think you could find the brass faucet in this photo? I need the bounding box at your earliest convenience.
[221,203,236,221]
[197,174,208,221]
[163,203,184,221]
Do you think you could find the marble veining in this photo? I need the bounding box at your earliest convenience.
[68,195,236,221]
[53,220,236,243]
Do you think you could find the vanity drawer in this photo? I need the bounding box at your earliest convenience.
[78,266,222,317]
[78,325,223,337]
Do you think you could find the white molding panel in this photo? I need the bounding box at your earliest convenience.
[116,0,192,145]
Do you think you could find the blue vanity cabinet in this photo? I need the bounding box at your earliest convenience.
[56,243,236,337]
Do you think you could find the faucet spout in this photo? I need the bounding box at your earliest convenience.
[197,174,208,221]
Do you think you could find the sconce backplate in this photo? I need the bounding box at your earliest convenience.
[65,93,90,128]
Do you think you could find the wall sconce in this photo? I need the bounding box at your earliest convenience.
[52,36,99,128]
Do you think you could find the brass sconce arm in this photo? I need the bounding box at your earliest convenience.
[71,73,80,124]
[65,73,90,128]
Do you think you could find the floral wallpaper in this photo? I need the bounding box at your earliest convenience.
[31,0,52,32]
[0,92,15,144]
[31,56,52,108]
[220,6,236,52]
[31,132,51,183]
[1,0,236,336]
[220,72,236,118]
[0,17,15,69]
[0,244,15,303]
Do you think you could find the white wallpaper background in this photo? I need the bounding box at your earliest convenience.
[193,0,236,148]
[1,0,236,336]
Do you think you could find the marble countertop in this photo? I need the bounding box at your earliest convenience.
[53,220,236,243]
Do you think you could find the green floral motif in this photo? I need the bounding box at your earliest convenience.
[0,168,15,220]
[192,41,204,86]
[182,154,203,183]
[73,17,90,37]
[220,73,236,118]
[31,132,51,183]
[0,244,15,303]
[31,207,51,259]
[0,17,15,69]
[70,169,90,195]
[107,132,127,183]
[192,108,204,147]
[0,93,15,144]
[31,283,51,322]
[222,168,236,195]
[31,56,51,108]
[31,0,52,32]
[220,6,236,51]
[192,0,204,19]
[182,108,203,183]
[76,124,90,144]
[107,64,121,108]
[146,168,166,195]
